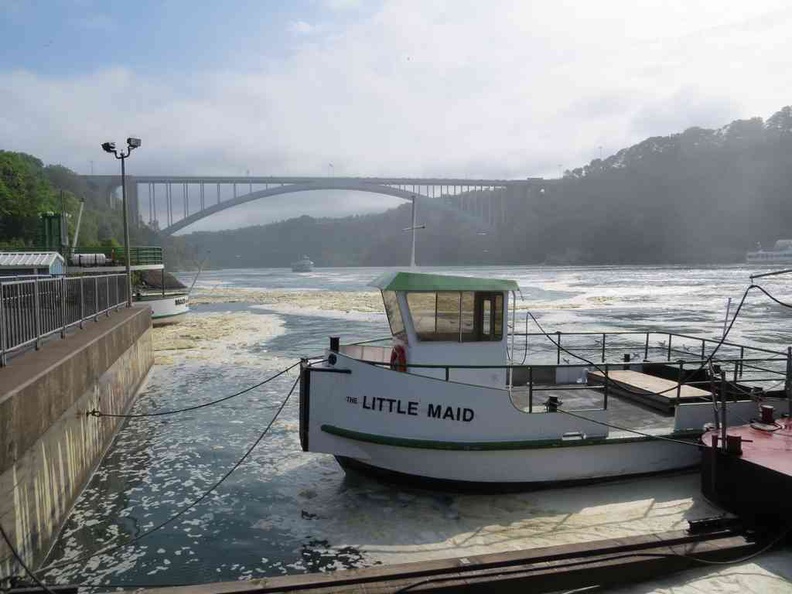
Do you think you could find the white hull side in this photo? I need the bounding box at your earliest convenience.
[301,354,703,486]
[137,293,190,326]
[332,437,697,485]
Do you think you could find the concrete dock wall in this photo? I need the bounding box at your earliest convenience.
[0,306,152,576]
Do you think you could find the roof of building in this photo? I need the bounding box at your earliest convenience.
[370,271,519,292]
[0,251,65,268]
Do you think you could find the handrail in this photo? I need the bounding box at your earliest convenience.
[512,329,787,357]
[0,274,129,366]
[350,356,787,372]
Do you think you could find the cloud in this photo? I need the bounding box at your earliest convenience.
[288,20,318,34]
[2,0,792,230]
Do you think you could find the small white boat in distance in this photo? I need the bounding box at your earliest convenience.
[299,271,790,490]
[291,255,314,272]
[746,240,792,264]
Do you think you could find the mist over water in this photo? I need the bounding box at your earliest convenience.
[41,265,791,589]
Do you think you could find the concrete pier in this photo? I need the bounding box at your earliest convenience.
[0,306,152,575]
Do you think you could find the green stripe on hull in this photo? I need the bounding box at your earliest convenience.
[321,424,701,451]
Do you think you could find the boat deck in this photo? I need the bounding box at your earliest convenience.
[587,369,711,412]
[510,386,677,435]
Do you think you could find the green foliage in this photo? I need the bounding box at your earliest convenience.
[0,150,125,250]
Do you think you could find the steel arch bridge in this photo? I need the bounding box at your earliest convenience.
[82,175,553,235]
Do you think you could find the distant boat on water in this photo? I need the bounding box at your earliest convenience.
[746,240,792,264]
[291,255,314,273]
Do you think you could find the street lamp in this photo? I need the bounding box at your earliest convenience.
[101,137,141,307]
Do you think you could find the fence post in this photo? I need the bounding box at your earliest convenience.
[644,332,649,361]
[556,331,561,365]
[739,346,744,378]
[676,360,684,406]
[0,283,6,367]
[94,276,99,321]
[106,276,110,317]
[601,333,606,363]
[33,278,41,350]
[60,276,67,338]
[79,277,84,329]
[786,346,791,420]
[528,366,533,413]
[603,363,609,410]
[667,334,672,361]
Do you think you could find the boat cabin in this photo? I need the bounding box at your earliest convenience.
[370,271,519,387]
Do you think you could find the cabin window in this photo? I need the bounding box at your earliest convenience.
[406,292,438,340]
[406,291,504,342]
[382,291,405,337]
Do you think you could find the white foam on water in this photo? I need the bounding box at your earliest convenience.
[152,310,287,367]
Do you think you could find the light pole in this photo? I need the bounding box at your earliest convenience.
[403,195,425,269]
[101,137,141,307]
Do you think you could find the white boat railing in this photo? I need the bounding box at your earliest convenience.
[0,273,129,366]
[338,330,792,414]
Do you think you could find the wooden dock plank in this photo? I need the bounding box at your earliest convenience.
[587,370,710,401]
[131,530,760,594]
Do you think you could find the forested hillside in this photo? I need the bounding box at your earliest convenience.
[0,151,193,266]
[4,105,792,268]
[183,105,792,267]
[542,106,792,263]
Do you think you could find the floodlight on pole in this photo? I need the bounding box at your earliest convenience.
[100,137,141,307]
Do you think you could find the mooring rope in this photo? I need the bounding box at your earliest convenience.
[87,361,300,418]
[38,375,300,574]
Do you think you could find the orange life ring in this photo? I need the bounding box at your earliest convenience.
[390,344,407,372]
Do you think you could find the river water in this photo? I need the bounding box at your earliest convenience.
[41,265,792,591]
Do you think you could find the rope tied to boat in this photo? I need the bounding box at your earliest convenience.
[86,360,304,418]
[35,374,301,576]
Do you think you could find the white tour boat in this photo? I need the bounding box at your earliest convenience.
[68,247,190,326]
[746,239,792,265]
[299,271,790,490]
[291,255,314,273]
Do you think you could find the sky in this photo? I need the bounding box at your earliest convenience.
[1,0,792,232]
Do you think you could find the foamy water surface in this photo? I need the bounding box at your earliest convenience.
[40,265,792,591]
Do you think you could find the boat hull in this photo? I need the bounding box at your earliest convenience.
[136,292,190,326]
[336,453,697,492]
[300,356,712,490]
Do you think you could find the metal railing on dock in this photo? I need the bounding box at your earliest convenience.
[0,274,129,366]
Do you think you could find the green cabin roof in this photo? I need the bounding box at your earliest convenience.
[370,271,519,292]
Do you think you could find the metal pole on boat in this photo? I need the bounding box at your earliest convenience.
[403,195,426,269]
[720,373,727,451]
[786,346,791,419]
[410,195,417,268]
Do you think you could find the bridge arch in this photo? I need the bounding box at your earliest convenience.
[163,180,431,235]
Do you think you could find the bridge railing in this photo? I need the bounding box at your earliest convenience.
[0,274,129,366]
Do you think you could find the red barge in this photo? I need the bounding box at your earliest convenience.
[702,403,792,527]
